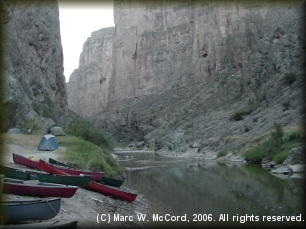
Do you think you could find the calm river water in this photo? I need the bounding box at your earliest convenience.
[114,150,305,228]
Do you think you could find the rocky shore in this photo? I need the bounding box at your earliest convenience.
[138,145,305,177]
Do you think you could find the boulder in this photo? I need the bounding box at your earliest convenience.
[288,164,305,173]
[283,147,305,165]
[270,166,293,175]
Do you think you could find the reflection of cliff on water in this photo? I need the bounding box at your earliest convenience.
[123,160,304,226]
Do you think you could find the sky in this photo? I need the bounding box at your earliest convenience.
[58,1,115,82]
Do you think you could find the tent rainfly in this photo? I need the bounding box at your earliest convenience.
[38,134,58,151]
[46,124,65,136]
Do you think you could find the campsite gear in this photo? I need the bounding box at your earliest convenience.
[86,181,137,202]
[49,158,124,187]
[13,153,39,169]
[38,160,104,181]
[25,128,31,134]
[0,198,61,223]
[46,124,65,136]
[7,128,22,134]
[1,220,78,229]
[38,134,58,151]
[2,178,78,198]
[0,165,91,187]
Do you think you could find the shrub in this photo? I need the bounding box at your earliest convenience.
[244,148,265,163]
[271,122,284,144]
[282,101,290,111]
[217,149,228,158]
[66,118,114,151]
[287,130,301,142]
[231,109,248,121]
[284,72,297,86]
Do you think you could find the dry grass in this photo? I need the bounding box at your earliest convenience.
[223,135,241,144]
[2,133,42,147]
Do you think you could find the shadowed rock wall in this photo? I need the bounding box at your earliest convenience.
[2,0,68,129]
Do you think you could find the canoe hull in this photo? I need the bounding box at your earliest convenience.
[99,177,124,188]
[86,181,137,202]
[13,153,39,169]
[0,165,91,187]
[49,158,75,169]
[48,158,124,187]
[2,179,77,198]
[38,160,103,181]
[0,198,61,223]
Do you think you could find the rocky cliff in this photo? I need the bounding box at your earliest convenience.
[1,0,68,131]
[67,27,114,117]
[68,0,304,155]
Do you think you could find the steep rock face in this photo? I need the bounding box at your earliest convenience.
[67,27,114,117]
[2,0,68,128]
[107,0,301,109]
[69,0,303,154]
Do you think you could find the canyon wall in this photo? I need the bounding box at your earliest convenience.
[1,0,68,130]
[68,0,302,115]
[108,0,300,108]
[67,27,114,117]
[67,0,303,154]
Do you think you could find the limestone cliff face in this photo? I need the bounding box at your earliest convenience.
[107,0,301,108]
[67,27,114,117]
[2,0,68,129]
[68,1,302,115]
[68,1,303,154]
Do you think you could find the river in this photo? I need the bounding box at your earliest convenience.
[114,150,305,228]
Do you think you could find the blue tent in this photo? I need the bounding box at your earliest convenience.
[8,128,22,134]
[38,134,58,151]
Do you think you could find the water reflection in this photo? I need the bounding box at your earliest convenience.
[115,152,305,227]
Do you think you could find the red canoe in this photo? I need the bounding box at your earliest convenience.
[2,178,77,198]
[37,160,104,181]
[13,153,39,169]
[86,181,137,202]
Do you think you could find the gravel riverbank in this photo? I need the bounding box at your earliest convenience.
[1,143,150,228]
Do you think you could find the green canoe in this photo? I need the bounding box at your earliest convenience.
[0,165,91,187]
[49,158,124,187]
[99,176,124,188]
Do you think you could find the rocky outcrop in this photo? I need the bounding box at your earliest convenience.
[67,27,114,117]
[1,0,68,130]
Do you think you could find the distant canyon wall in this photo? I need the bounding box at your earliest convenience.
[67,0,302,117]
[67,27,114,117]
[2,0,68,127]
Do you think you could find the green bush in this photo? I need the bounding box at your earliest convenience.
[217,149,228,158]
[231,109,248,121]
[32,102,55,120]
[287,130,301,142]
[244,148,266,163]
[66,118,114,151]
[243,128,302,164]
[271,123,284,144]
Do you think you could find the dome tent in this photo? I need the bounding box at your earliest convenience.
[46,124,65,136]
[38,134,58,151]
